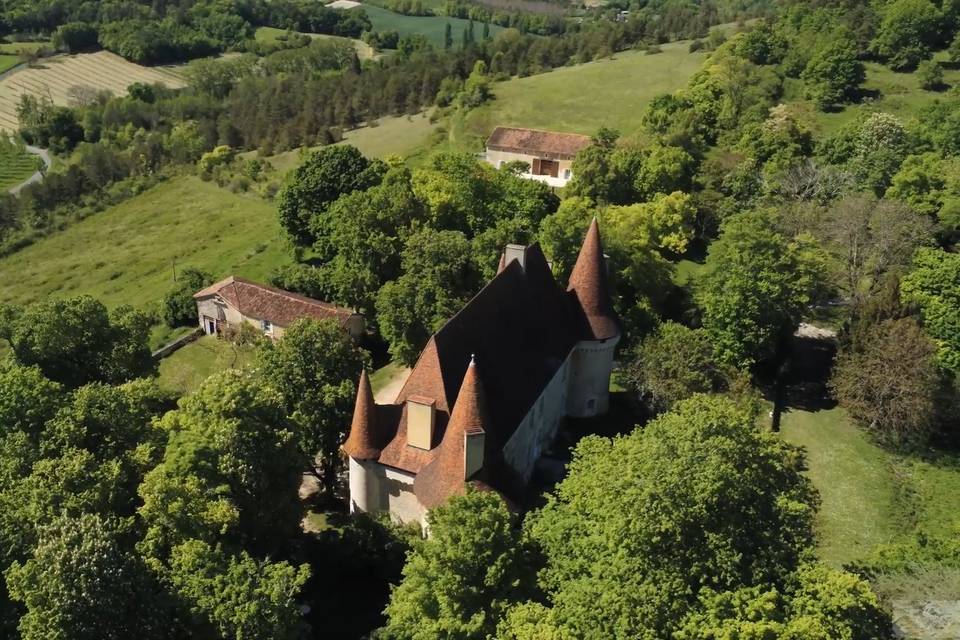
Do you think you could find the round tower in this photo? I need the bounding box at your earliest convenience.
[566,218,621,418]
[342,369,381,513]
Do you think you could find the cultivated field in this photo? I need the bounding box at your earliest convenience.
[254,26,377,61]
[0,140,39,191]
[461,41,707,144]
[0,51,186,132]
[352,4,504,48]
[0,176,289,309]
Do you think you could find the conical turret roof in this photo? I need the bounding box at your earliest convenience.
[414,357,489,509]
[342,369,382,460]
[568,218,619,340]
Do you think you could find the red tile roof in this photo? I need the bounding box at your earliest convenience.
[486,126,592,160]
[568,218,620,341]
[343,370,383,460]
[193,276,358,328]
[414,358,489,509]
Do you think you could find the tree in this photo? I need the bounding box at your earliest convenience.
[900,248,960,377]
[168,540,310,640]
[801,40,865,110]
[830,318,940,443]
[623,322,731,414]
[697,211,825,367]
[138,371,302,560]
[917,59,944,89]
[522,395,817,638]
[52,22,99,53]
[444,22,452,49]
[382,490,533,640]
[277,145,385,249]
[870,0,943,70]
[4,296,155,387]
[5,514,168,640]
[160,267,213,328]
[949,30,960,64]
[538,197,595,279]
[566,128,619,203]
[257,318,368,497]
[376,229,476,365]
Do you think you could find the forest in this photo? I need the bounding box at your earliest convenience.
[1,0,959,638]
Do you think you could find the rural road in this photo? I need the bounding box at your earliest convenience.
[8,144,51,195]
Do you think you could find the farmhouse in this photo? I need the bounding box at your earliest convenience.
[484,126,592,187]
[343,219,619,526]
[193,276,364,339]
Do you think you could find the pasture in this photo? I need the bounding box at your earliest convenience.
[0,139,39,191]
[461,41,708,145]
[157,335,258,396]
[0,54,19,74]
[352,4,504,48]
[0,51,185,132]
[254,26,377,61]
[0,176,289,310]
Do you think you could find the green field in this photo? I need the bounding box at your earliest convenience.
[0,176,290,310]
[0,41,51,55]
[157,335,258,395]
[352,4,503,49]
[254,26,377,60]
[461,41,708,145]
[0,54,20,74]
[779,407,960,568]
[0,141,38,190]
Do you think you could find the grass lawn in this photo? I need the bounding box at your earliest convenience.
[0,176,290,310]
[351,4,503,49]
[779,406,960,567]
[0,142,38,191]
[803,51,960,137]
[157,334,258,395]
[461,41,708,145]
[0,54,20,74]
[254,26,377,60]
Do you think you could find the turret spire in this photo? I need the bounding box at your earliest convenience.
[343,369,382,460]
[568,218,619,341]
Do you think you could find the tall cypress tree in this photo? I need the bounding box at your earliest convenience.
[444,23,452,49]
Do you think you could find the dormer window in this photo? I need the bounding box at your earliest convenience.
[406,396,436,449]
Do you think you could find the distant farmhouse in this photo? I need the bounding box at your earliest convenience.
[343,220,619,526]
[484,126,592,187]
[193,276,364,340]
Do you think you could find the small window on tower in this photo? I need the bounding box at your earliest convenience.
[587,398,597,411]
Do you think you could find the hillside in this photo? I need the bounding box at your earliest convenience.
[0,176,288,309]
[351,4,504,48]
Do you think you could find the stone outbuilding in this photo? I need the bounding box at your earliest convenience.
[484,126,592,187]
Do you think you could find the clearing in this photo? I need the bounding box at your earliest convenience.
[779,407,960,568]
[459,41,708,146]
[0,175,289,310]
[157,335,258,396]
[254,26,377,61]
[351,4,504,49]
[0,51,185,132]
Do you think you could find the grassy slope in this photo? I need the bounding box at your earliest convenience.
[0,54,19,74]
[254,26,377,61]
[461,41,707,145]
[353,4,504,49]
[157,335,258,395]
[0,145,37,190]
[0,176,289,309]
[780,407,960,567]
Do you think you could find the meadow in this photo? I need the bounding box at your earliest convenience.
[157,335,258,395]
[0,176,290,310]
[0,54,19,74]
[0,139,38,191]
[0,51,185,131]
[352,4,504,49]
[254,26,377,61]
[459,41,708,146]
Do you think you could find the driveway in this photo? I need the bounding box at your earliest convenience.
[8,144,51,195]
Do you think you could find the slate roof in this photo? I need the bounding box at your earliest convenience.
[486,126,592,160]
[193,276,358,328]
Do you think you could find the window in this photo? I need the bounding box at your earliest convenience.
[563,169,571,180]
[261,319,273,333]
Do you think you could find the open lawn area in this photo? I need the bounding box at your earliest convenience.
[157,335,258,396]
[461,41,708,145]
[0,176,290,310]
[350,4,503,49]
[254,26,377,60]
[779,407,960,568]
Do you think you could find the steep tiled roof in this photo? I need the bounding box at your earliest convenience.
[414,358,488,509]
[567,219,620,341]
[193,276,358,328]
[487,126,592,160]
[343,370,383,460]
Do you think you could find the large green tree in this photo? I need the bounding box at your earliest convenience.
[801,39,865,110]
[381,490,533,640]
[900,248,960,377]
[870,0,943,70]
[521,395,817,638]
[697,211,825,367]
[160,267,213,328]
[257,318,368,497]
